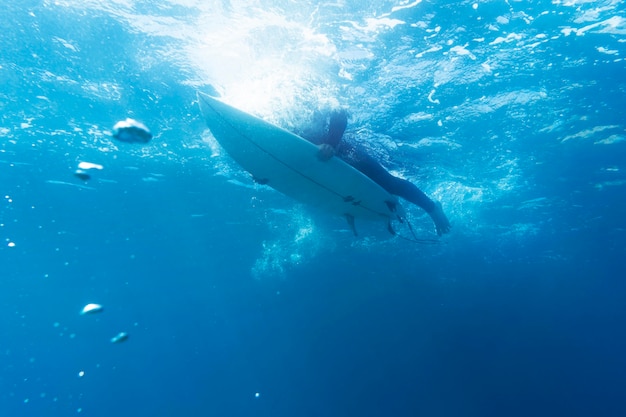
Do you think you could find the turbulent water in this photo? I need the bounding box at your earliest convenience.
[1,1,625,416]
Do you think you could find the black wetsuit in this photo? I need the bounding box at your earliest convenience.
[306,110,437,214]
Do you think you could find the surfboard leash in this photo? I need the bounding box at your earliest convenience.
[390,217,441,245]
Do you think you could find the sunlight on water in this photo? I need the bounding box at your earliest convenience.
[186,9,340,127]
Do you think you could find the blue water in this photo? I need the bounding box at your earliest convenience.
[2,1,625,416]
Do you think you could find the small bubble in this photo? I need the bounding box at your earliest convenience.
[7,242,15,247]
[78,371,85,378]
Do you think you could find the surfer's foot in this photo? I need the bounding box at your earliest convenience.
[317,144,335,161]
[430,201,451,236]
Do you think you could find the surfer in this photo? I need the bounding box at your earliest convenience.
[302,109,451,236]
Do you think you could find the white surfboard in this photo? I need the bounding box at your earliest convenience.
[197,92,404,230]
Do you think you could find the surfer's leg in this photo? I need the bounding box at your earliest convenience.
[381,173,436,213]
[351,154,434,211]
[385,174,450,235]
[353,154,450,235]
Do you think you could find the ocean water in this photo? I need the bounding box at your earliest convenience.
[1,0,625,416]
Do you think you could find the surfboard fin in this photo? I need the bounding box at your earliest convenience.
[387,221,396,236]
[345,214,358,236]
[385,200,399,213]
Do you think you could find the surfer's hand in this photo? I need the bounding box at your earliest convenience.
[317,144,335,161]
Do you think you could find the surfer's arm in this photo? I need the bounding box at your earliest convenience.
[326,109,348,148]
[316,109,347,161]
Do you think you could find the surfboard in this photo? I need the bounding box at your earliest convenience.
[197,91,404,229]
